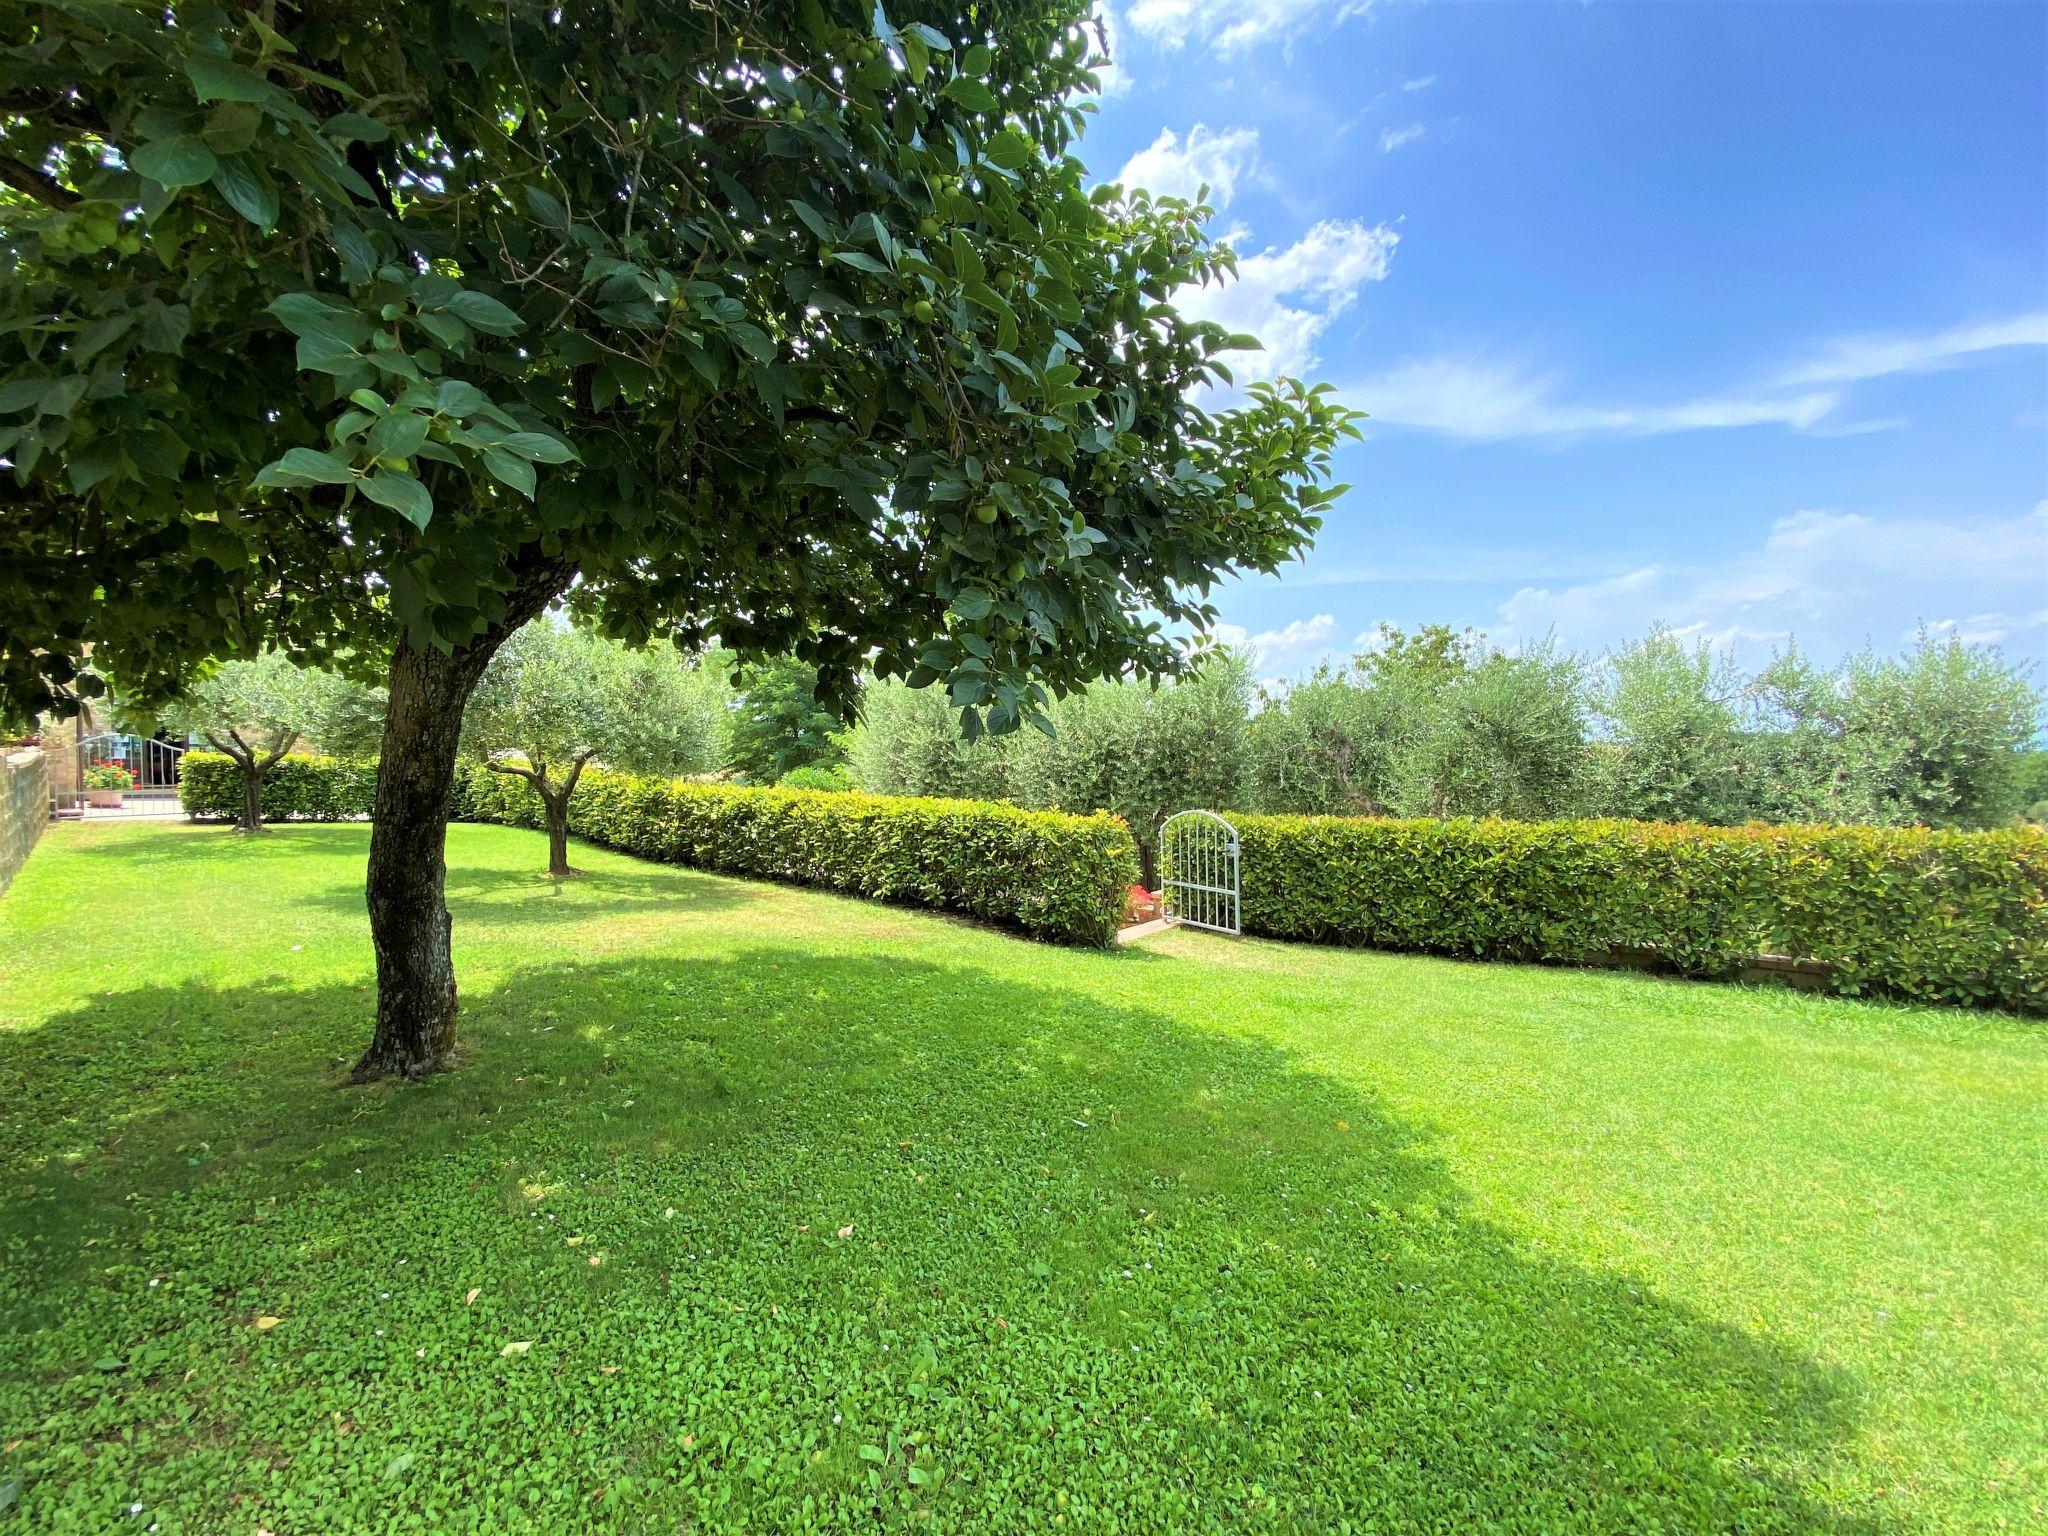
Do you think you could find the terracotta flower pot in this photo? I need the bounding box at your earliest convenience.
[88,788,124,808]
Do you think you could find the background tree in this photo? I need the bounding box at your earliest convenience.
[160,652,372,832]
[1383,640,1588,819]
[729,656,848,785]
[1247,659,1402,815]
[1746,636,2040,827]
[1594,628,1749,823]
[465,623,726,876]
[845,676,1017,801]
[1008,651,1253,879]
[1,1,1356,1078]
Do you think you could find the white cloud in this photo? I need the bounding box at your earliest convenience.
[1126,0,1373,54]
[1116,124,1261,207]
[1342,355,1837,440]
[1496,502,2048,663]
[1778,312,2048,387]
[1214,612,1341,673]
[1378,123,1425,154]
[1177,219,1399,381]
[1341,310,2048,444]
[1922,610,2048,647]
[1402,74,1437,92]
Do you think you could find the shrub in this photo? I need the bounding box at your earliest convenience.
[183,753,1136,946]
[777,764,853,792]
[181,752,378,822]
[1230,811,2047,1012]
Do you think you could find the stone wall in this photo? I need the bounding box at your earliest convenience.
[1,748,51,896]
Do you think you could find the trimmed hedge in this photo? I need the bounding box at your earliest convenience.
[180,751,378,823]
[181,752,1137,946]
[1228,812,2047,1013]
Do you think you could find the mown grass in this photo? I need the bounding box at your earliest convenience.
[0,819,2042,1534]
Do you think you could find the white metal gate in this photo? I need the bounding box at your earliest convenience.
[1159,810,1240,935]
[63,732,187,819]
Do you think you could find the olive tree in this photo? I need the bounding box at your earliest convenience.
[1594,628,1749,824]
[159,651,372,832]
[0,1,1355,1079]
[465,623,726,876]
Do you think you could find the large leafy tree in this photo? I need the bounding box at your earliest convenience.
[0,0,1356,1079]
[465,622,728,876]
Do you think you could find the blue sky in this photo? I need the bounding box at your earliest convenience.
[1081,0,2048,680]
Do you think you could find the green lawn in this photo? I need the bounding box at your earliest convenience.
[1,822,2042,1534]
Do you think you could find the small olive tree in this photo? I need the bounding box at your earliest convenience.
[162,652,371,832]
[1594,628,1750,824]
[464,624,727,876]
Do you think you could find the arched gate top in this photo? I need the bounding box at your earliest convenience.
[1158,809,1240,936]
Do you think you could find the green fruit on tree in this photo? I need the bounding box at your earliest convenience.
[912,299,935,323]
[973,501,999,524]
[1006,559,1027,582]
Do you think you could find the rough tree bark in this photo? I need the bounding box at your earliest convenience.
[351,555,571,1082]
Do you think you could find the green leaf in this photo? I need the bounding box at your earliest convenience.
[268,293,375,347]
[941,77,998,114]
[950,588,993,620]
[435,379,489,418]
[130,135,219,190]
[251,446,357,488]
[138,303,191,355]
[787,199,833,243]
[725,322,779,362]
[323,111,391,144]
[829,250,890,276]
[0,375,88,416]
[364,413,429,462]
[985,129,1030,171]
[184,52,272,104]
[496,431,580,464]
[481,447,535,499]
[525,186,569,230]
[71,313,134,363]
[961,42,993,77]
[442,290,525,336]
[211,156,279,230]
[358,469,433,528]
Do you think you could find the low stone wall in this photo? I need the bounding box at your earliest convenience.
[1,748,51,896]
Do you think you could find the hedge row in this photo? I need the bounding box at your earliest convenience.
[180,751,379,824]
[1228,812,2047,1012]
[181,752,1138,946]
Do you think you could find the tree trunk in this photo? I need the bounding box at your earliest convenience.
[352,638,494,1081]
[349,555,570,1082]
[242,768,264,833]
[543,791,572,878]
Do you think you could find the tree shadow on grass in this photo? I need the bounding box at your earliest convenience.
[0,947,1890,1535]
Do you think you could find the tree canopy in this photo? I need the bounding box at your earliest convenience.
[0,0,1357,1078]
[1,0,1355,732]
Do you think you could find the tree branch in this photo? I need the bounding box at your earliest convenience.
[206,728,254,768]
[0,154,78,210]
[258,730,300,772]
